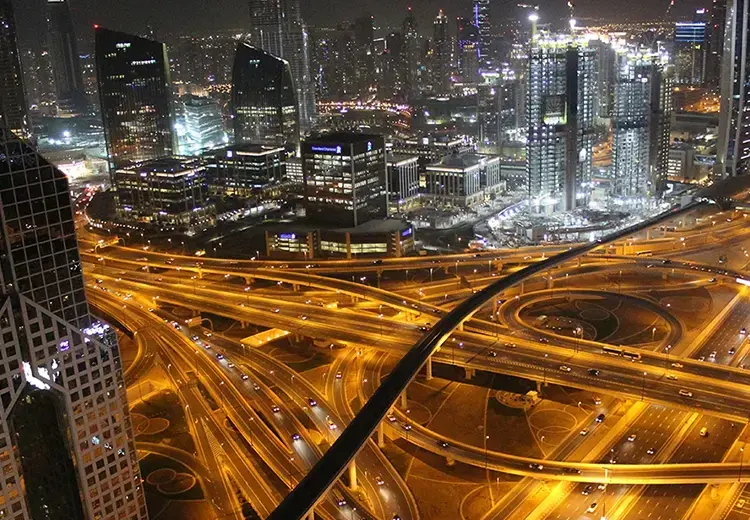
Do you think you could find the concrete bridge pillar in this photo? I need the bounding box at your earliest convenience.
[197,267,203,280]
[348,461,357,491]
[536,380,542,394]
[425,357,433,380]
[293,284,300,292]
[377,422,385,448]
[520,281,525,295]
[465,367,475,380]
[400,390,408,409]
[446,456,455,467]
[307,512,314,520]
[245,277,254,285]
[647,228,653,240]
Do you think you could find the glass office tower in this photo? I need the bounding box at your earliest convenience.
[46,0,87,114]
[0,0,31,140]
[95,27,174,169]
[0,127,147,519]
[231,42,300,151]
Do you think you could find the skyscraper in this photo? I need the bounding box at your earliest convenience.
[474,0,492,71]
[0,0,31,140]
[46,0,87,114]
[717,0,750,177]
[0,127,147,519]
[248,0,316,131]
[302,133,387,227]
[706,0,726,88]
[612,46,673,199]
[402,7,420,97]
[95,27,174,170]
[182,95,225,155]
[231,42,300,151]
[457,16,479,82]
[432,10,451,93]
[673,18,707,85]
[526,34,596,212]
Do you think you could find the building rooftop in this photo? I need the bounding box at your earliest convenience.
[306,132,382,144]
[387,153,419,166]
[118,157,203,173]
[206,143,286,156]
[429,152,499,170]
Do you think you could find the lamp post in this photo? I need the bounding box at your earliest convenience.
[641,372,647,401]
[543,353,548,385]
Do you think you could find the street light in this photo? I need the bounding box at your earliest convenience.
[641,372,647,401]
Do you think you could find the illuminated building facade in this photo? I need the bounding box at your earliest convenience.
[717,0,750,177]
[112,157,214,229]
[302,133,387,227]
[432,9,450,93]
[0,127,146,520]
[0,0,31,140]
[474,0,492,71]
[231,42,299,151]
[95,27,174,169]
[182,95,225,155]
[387,153,420,213]
[674,19,707,85]
[612,47,673,198]
[204,143,287,197]
[424,152,501,208]
[526,35,596,212]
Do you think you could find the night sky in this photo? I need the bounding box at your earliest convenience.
[14,0,708,46]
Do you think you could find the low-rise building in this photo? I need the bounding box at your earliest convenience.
[113,157,214,230]
[204,143,287,198]
[265,219,415,258]
[424,152,502,208]
[387,153,420,214]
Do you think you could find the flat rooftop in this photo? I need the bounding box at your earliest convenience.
[429,152,499,170]
[306,132,382,145]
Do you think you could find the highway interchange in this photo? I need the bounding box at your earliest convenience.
[78,186,750,520]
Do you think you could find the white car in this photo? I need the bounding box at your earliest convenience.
[559,365,572,372]
[627,433,637,442]
[579,428,589,436]
[587,502,598,513]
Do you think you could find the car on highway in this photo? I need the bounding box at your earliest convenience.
[191,335,200,342]
[594,397,602,405]
[730,347,736,355]
[227,362,235,368]
[326,417,337,430]
[402,423,412,431]
[272,308,280,313]
[588,369,600,376]
[528,463,544,471]
[418,324,432,332]
[587,502,598,513]
[579,428,589,436]
[504,342,517,348]
[539,337,549,344]
[271,405,280,413]
[582,485,593,495]
[597,483,607,491]
[709,278,717,283]
[307,397,317,407]
[671,362,684,368]
[559,365,571,372]
[333,491,346,507]
[298,315,308,320]
[386,414,397,422]
[666,374,678,381]
[709,350,717,360]
[438,440,450,448]
[487,350,497,357]
[240,373,249,380]
[647,447,655,455]
[216,353,224,360]
[291,433,300,441]
[596,413,606,423]
[375,476,385,486]
[738,499,746,509]
[742,328,747,335]
[253,383,260,391]
[627,433,637,442]
[335,371,343,379]
[700,427,709,437]
[392,515,401,520]
[679,389,693,398]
